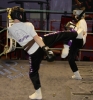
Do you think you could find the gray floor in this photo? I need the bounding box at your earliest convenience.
[0,60,93,100]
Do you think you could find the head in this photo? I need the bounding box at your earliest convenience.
[10,6,26,22]
[73,10,85,22]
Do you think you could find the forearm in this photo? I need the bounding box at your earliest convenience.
[33,35,55,62]
[33,35,45,47]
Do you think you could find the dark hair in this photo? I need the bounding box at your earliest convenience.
[10,6,26,22]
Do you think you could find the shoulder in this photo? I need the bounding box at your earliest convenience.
[7,25,14,31]
[80,19,86,22]
[79,19,87,25]
[25,22,34,27]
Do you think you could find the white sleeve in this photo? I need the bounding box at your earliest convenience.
[79,20,87,44]
[79,21,87,32]
[80,20,87,37]
[29,23,37,37]
[77,20,87,35]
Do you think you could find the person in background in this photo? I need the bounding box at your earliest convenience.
[85,0,93,12]
[72,0,86,10]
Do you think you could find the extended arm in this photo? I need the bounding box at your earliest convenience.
[33,35,45,48]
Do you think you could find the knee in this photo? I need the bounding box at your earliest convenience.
[29,71,38,78]
[29,71,35,78]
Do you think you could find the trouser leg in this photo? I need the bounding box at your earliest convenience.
[68,39,83,79]
[68,47,79,72]
[68,39,83,72]
[42,31,77,47]
[29,47,44,90]
[43,31,78,58]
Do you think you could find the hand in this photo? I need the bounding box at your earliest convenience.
[65,21,76,30]
[42,46,55,62]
